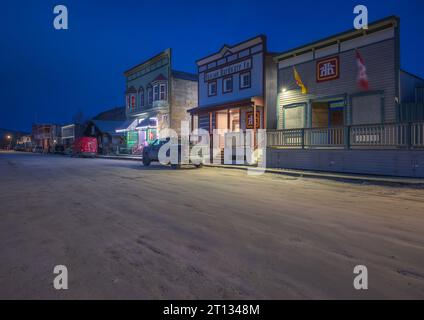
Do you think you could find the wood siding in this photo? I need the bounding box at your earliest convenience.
[278,38,398,128]
[267,149,424,178]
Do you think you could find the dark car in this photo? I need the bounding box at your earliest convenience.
[142,138,204,169]
[14,145,25,152]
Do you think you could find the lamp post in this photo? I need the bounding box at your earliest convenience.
[6,135,12,150]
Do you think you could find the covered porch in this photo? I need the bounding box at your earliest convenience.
[189,97,265,149]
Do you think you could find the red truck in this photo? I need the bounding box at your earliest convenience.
[73,137,98,157]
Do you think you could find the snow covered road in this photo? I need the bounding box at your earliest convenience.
[0,151,423,299]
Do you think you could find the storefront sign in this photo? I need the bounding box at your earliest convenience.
[316,56,339,82]
[246,111,260,129]
[205,58,252,82]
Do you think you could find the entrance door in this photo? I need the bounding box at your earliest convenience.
[329,108,344,127]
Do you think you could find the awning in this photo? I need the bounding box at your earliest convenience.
[115,119,138,133]
[187,98,255,115]
[136,118,157,130]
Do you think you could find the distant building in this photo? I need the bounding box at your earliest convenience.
[16,135,32,150]
[116,49,198,149]
[0,129,30,149]
[31,124,61,152]
[85,120,125,155]
[61,124,84,148]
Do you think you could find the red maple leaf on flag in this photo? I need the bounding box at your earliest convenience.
[356,49,369,90]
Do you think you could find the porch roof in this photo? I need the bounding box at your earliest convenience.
[115,119,138,133]
[188,98,260,115]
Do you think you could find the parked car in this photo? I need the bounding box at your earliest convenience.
[142,138,204,169]
[32,146,43,153]
[14,145,25,152]
[73,137,98,157]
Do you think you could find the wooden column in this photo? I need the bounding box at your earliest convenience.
[191,114,194,132]
[253,103,257,148]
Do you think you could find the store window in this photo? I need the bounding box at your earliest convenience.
[240,71,251,89]
[283,104,305,129]
[208,81,217,96]
[223,76,233,93]
[351,94,382,125]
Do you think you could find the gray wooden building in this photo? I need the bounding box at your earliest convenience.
[275,16,424,130]
[267,16,424,178]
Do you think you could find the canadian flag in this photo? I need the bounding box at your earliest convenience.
[356,49,369,90]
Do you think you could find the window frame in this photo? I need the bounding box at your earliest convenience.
[159,83,167,100]
[208,80,217,97]
[282,103,306,129]
[126,95,130,109]
[131,95,136,110]
[147,86,153,106]
[138,88,144,108]
[153,84,160,101]
[222,76,233,94]
[239,71,251,90]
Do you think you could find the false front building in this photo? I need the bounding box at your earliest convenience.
[275,16,424,132]
[188,35,277,148]
[117,49,198,150]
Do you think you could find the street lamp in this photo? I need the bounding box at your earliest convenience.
[6,135,12,150]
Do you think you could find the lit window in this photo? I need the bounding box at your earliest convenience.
[208,81,217,96]
[159,83,167,100]
[126,95,130,109]
[153,85,159,101]
[240,72,251,89]
[223,77,233,93]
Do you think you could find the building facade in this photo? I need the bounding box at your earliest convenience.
[275,16,423,130]
[267,16,424,178]
[32,124,61,152]
[61,124,84,148]
[116,49,198,150]
[189,35,277,148]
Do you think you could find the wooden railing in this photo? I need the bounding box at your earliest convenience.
[267,122,424,149]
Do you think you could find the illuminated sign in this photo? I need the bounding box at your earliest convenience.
[205,58,252,82]
[316,56,340,82]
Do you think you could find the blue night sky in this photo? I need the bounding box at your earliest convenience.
[1,0,423,132]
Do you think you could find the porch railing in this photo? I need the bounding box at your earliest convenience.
[267,122,424,149]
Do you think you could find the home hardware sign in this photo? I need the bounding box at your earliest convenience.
[316,56,340,82]
[205,58,252,82]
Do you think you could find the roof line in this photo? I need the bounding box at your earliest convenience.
[124,49,170,76]
[401,69,424,82]
[275,16,399,61]
[195,34,266,64]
